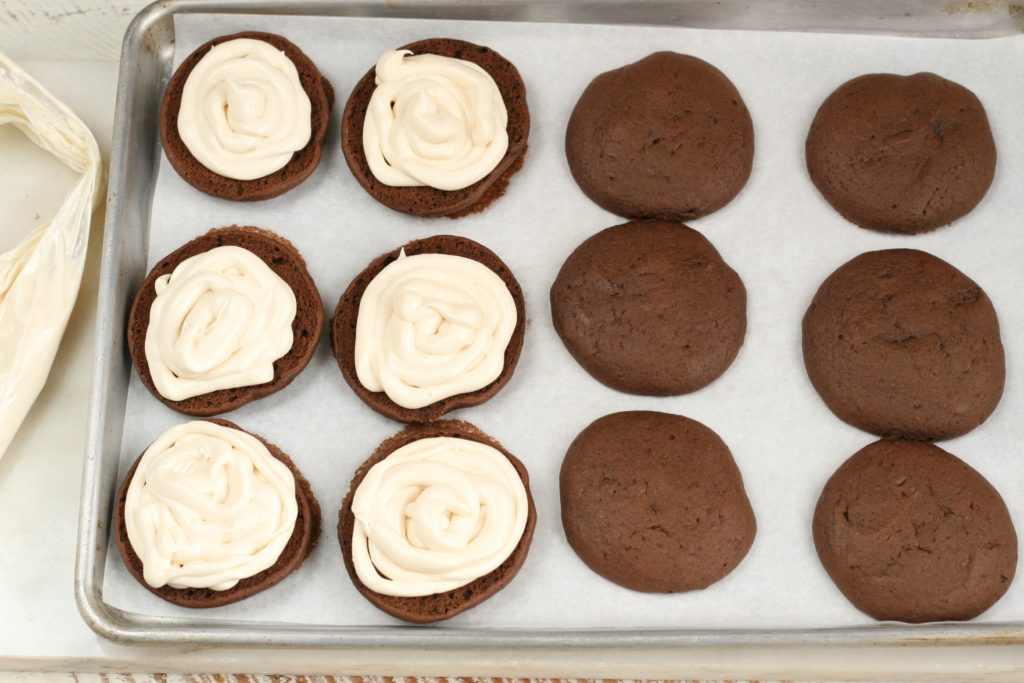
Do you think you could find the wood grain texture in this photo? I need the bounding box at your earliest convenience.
[0,0,145,60]
[0,676,778,683]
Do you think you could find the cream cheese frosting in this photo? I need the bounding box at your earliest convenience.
[0,51,102,461]
[124,420,298,591]
[145,245,296,402]
[177,38,312,180]
[362,50,509,191]
[353,250,517,409]
[351,435,528,597]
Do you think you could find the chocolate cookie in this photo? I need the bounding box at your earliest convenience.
[114,419,321,608]
[128,226,324,416]
[341,38,530,218]
[802,249,1004,440]
[332,235,526,423]
[560,411,756,592]
[160,31,334,201]
[338,420,536,623]
[813,439,1017,622]
[550,221,746,395]
[806,72,996,234]
[565,51,754,220]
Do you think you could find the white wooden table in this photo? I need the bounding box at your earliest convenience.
[0,2,1022,679]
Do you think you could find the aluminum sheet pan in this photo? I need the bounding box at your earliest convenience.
[76,0,1024,647]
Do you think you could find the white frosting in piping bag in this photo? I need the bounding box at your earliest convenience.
[145,245,296,402]
[177,38,312,180]
[353,249,517,409]
[0,51,102,460]
[363,50,509,191]
[125,420,298,591]
[351,436,528,597]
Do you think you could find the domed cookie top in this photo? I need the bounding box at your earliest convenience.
[160,32,334,200]
[814,439,1016,622]
[338,420,536,622]
[342,38,530,218]
[802,248,1004,440]
[114,419,320,608]
[332,235,526,423]
[565,51,754,220]
[550,220,746,395]
[560,410,756,592]
[128,226,324,416]
[806,72,995,234]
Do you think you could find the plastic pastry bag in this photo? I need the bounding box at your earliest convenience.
[0,51,102,459]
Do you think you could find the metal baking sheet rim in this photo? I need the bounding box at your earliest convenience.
[73,0,1024,648]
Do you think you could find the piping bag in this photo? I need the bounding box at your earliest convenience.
[0,51,102,459]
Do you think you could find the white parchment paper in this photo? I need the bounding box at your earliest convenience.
[103,13,1024,631]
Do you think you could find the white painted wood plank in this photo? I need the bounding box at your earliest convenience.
[0,0,147,60]
[0,677,780,683]
[0,58,117,667]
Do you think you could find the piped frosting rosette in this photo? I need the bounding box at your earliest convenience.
[350,435,529,597]
[177,37,312,180]
[363,49,509,191]
[353,250,517,409]
[124,420,298,590]
[145,245,296,401]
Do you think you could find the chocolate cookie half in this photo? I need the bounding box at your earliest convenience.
[341,38,530,218]
[332,235,526,423]
[128,226,324,416]
[114,419,321,608]
[160,31,334,201]
[802,249,1004,440]
[806,72,996,234]
[550,220,746,395]
[814,439,1017,622]
[560,411,756,592]
[565,51,754,220]
[338,420,536,623]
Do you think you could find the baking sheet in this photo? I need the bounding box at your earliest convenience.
[102,12,1024,630]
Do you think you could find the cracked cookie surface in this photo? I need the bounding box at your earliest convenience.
[550,220,746,396]
[802,248,1004,440]
[805,72,995,234]
[565,51,754,221]
[559,410,756,592]
[813,439,1017,622]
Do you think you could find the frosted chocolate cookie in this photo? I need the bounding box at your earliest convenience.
[338,420,536,623]
[802,249,1004,440]
[814,439,1016,622]
[550,220,746,395]
[342,38,530,218]
[560,411,756,592]
[114,419,320,608]
[128,226,324,416]
[806,72,996,234]
[565,51,754,220]
[332,235,525,423]
[160,31,334,201]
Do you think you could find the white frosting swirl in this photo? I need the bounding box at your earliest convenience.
[125,421,298,591]
[145,245,296,402]
[363,49,509,191]
[351,436,528,597]
[353,250,517,409]
[177,38,312,180]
